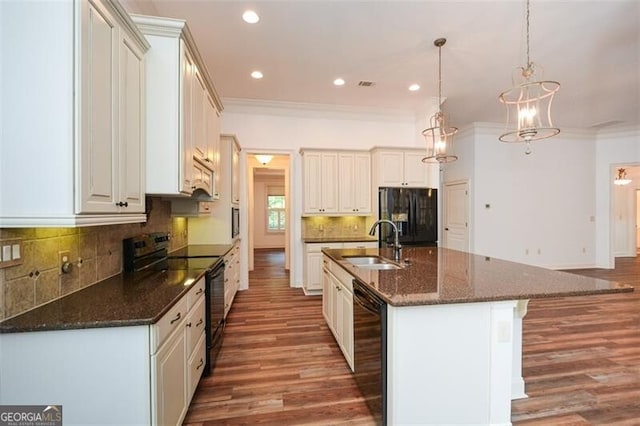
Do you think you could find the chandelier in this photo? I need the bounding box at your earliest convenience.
[422,38,458,164]
[614,168,632,186]
[498,0,560,154]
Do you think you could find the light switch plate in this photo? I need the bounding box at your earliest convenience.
[2,245,11,262]
[0,238,23,268]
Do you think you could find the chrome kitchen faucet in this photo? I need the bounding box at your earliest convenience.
[369,219,402,261]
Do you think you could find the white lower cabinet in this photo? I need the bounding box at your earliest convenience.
[322,255,355,371]
[224,240,241,318]
[152,325,187,425]
[304,243,343,293]
[305,242,376,294]
[0,277,207,426]
[151,277,206,425]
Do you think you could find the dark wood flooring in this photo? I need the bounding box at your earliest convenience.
[184,250,639,425]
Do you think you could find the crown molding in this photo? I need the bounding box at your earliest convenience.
[222,97,417,123]
[596,125,640,139]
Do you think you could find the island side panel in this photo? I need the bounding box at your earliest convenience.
[387,301,517,425]
[0,326,152,424]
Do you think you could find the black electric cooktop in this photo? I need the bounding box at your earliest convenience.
[168,244,233,258]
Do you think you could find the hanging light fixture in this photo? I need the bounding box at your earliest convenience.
[614,168,632,186]
[498,0,560,154]
[255,154,273,165]
[422,37,458,164]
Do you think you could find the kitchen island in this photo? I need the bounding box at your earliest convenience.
[322,246,633,425]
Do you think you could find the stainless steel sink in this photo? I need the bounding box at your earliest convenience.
[344,256,404,270]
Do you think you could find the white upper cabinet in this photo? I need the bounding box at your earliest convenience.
[231,141,240,205]
[302,150,370,215]
[373,149,437,188]
[338,152,371,214]
[302,151,339,215]
[0,0,149,227]
[132,15,223,200]
[206,92,221,200]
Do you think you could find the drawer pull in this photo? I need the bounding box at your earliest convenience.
[195,288,203,296]
[170,312,182,324]
[196,358,204,370]
[196,318,203,327]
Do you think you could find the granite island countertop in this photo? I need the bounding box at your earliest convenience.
[302,236,378,244]
[0,268,207,333]
[323,246,633,306]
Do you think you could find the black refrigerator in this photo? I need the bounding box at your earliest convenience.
[378,187,438,247]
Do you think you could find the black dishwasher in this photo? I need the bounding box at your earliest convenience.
[352,279,387,425]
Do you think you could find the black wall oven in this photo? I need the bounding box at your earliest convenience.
[353,279,387,425]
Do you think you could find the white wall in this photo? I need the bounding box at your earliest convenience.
[595,127,640,268]
[445,123,599,269]
[222,100,434,287]
[253,175,286,249]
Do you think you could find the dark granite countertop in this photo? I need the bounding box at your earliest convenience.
[303,237,378,244]
[0,268,207,333]
[323,247,633,307]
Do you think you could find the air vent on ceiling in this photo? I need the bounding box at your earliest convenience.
[358,81,376,87]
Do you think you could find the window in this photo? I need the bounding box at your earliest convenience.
[267,187,285,232]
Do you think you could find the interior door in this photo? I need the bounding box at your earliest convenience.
[443,181,469,251]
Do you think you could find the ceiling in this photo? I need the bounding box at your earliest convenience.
[133,0,640,130]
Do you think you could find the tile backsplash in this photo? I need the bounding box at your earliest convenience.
[302,216,369,239]
[0,197,188,321]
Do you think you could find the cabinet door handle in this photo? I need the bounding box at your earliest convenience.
[196,358,204,370]
[186,322,192,328]
[196,318,203,327]
[170,312,182,324]
[195,288,204,295]
[115,201,129,207]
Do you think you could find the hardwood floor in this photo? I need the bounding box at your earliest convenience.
[184,250,639,425]
[512,257,640,425]
[184,248,375,425]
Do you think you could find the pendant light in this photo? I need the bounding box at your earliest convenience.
[422,38,458,164]
[614,168,632,186]
[498,0,560,154]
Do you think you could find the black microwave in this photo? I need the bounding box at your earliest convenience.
[231,207,239,238]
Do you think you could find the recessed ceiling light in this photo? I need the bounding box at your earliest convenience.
[333,78,345,86]
[409,84,420,92]
[251,70,263,79]
[242,10,259,24]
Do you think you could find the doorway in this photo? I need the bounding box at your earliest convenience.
[246,153,292,285]
[612,165,639,258]
[443,180,470,251]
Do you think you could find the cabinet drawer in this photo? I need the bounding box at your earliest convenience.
[187,332,206,400]
[187,277,205,310]
[186,297,206,355]
[327,258,355,293]
[151,297,188,353]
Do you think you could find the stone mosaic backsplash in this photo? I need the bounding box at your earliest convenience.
[0,198,187,321]
[302,216,369,239]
